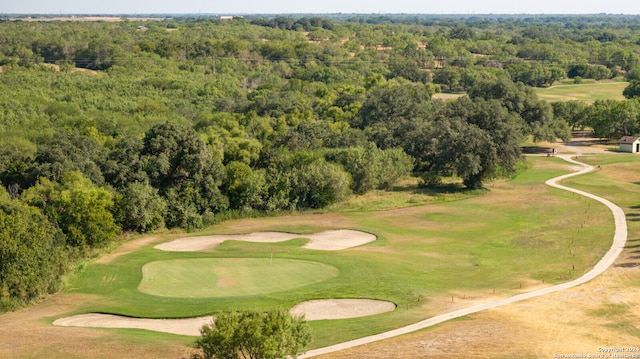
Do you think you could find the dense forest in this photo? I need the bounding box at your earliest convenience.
[2,14,640,311]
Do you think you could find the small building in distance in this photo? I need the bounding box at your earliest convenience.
[619,135,640,153]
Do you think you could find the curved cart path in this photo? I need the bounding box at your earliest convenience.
[301,154,628,358]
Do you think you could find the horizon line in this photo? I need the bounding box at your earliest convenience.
[2,12,640,16]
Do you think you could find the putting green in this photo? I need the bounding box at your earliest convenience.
[138,258,339,298]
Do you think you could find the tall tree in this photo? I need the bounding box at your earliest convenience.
[115,181,167,233]
[31,130,106,186]
[0,195,67,311]
[426,117,497,189]
[467,78,570,142]
[623,80,640,99]
[222,161,266,211]
[141,122,228,228]
[21,171,120,248]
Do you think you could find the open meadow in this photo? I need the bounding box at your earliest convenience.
[0,152,630,358]
[534,82,628,103]
[435,81,628,104]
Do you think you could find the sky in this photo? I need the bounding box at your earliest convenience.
[2,0,640,15]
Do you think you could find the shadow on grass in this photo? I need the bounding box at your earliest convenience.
[391,182,485,197]
[615,262,640,268]
[626,205,640,221]
[625,238,640,253]
[615,238,640,268]
[627,213,640,222]
[521,146,552,154]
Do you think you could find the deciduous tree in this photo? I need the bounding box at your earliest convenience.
[193,310,311,359]
[0,193,67,311]
[21,171,120,248]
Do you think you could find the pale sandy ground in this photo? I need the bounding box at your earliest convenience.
[53,299,396,335]
[154,229,377,252]
[53,314,214,336]
[290,299,396,321]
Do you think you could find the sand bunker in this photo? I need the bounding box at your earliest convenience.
[53,313,214,336]
[54,299,395,335]
[290,299,396,320]
[154,229,376,252]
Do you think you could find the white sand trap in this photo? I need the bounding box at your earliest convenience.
[290,299,396,320]
[53,313,214,336]
[53,299,394,335]
[155,229,376,252]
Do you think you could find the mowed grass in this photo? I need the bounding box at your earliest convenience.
[64,155,615,349]
[138,258,338,298]
[534,82,628,102]
[563,153,640,208]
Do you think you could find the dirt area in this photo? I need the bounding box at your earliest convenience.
[155,229,377,252]
[0,293,195,358]
[540,137,617,156]
[53,313,214,336]
[96,236,162,264]
[432,93,465,101]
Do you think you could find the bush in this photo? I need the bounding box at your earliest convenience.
[193,310,311,359]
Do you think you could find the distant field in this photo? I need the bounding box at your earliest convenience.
[5,16,165,22]
[435,82,627,103]
[534,82,628,102]
[432,93,466,101]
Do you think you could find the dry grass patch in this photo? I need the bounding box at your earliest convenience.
[316,262,640,359]
[606,163,640,184]
[96,236,162,264]
[0,293,193,359]
[314,155,638,359]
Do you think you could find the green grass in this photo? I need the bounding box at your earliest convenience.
[534,82,628,103]
[64,155,618,348]
[563,154,640,208]
[588,303,630,317]
[138,258,338,298]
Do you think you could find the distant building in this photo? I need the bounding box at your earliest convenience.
[219,16,235,21]
[619,135,640,153]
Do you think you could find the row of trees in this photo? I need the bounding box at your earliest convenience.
[553,98,640,139]
[3,15,640,86]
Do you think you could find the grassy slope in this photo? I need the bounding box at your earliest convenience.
[60,155,613,349]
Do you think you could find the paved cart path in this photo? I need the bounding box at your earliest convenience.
[301,154,628,358]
